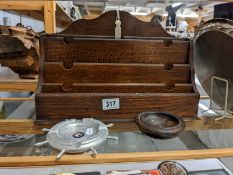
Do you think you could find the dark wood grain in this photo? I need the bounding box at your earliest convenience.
[41,83,194,93]
[43,63,191,86]
[36,93,199,121]
[43,37,189,64]
[36,10,199,122]
[0,30,39,78]
[60,10,171,37]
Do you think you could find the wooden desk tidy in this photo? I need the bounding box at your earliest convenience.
[35,10,199,123]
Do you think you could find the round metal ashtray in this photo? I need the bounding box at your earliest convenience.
[136,112,185,139]
[47,118,109,153]
[35,118,116,159]
[158,161,189,175]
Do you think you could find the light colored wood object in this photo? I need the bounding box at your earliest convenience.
[0,83,37,92]
[0,70,37,103]
[0,116,232,134]
[0,69,37,102]
[200,96,209,99]
[0,98,34,101]
[0,80,37,92]
[0,1,74,33]
[0,68,37,92]
[44,1,56,34]
[0,119,40,134]
[1,148,233,167]
[0,1,44,10]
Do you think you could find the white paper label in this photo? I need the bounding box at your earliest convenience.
[102,98,120,110]
[85,128,94,135]
[99,126,107,130]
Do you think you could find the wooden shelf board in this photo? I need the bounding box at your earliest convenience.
[0,97,34,101]
[0,117,232,167]
[0,79,37,92]
[1,148,233,167]
[0,1,44,11]
[0,68,37,92]
[0,116,232,134]
[0,84,37,92]
[2,2,74,29]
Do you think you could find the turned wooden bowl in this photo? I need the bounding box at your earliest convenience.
[136,112,185,139]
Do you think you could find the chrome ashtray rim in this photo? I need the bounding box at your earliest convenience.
[34,118,118,159]
[46,118,109,153]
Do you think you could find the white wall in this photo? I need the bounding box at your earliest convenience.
[0,11,44,32]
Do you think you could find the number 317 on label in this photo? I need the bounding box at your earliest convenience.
[102,98,120,110]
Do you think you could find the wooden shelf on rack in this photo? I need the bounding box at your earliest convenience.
[1,148,233,167]
[0,1,74,33]
[0,116,231,134]
[0,68,37,92]
[0,79,37,92]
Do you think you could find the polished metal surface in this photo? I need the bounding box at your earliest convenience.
[46,118,109,154]
[158,161,189,175]
[193,19,233,111]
